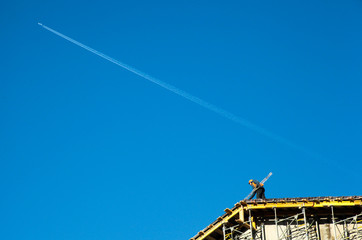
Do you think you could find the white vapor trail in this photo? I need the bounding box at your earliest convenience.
[38,23,323,159]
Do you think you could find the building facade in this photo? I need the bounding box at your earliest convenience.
[190,196,362,240]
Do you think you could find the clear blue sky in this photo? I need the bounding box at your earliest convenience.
[1,1,361,239]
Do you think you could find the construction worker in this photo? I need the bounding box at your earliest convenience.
[248,179,266,200]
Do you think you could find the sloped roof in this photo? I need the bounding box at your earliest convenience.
[190,196,362,240]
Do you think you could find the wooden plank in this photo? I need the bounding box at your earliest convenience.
[239,206,245,222]
[224,208,233,214]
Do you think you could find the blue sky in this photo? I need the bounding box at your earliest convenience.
[1,1,361,240]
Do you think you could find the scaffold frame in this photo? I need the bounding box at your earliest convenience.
[333,212,362,240]
[273,207,319,240]
[190,196,362,240]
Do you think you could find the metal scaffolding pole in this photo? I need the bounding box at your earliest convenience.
[261,222,265,240]
[274,207,280,240]
[357,214,362,239]
[302,208,310,240]
[223,223,226,240]
[249,210,254,240]
[331,206,338,240]
[315,218,321,240]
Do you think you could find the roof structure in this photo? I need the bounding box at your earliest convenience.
[190,196,362,240]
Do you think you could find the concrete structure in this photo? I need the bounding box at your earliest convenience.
[190,196,362,240]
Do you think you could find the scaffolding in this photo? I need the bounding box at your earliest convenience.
[223,210,264,240]
[273,208,319,240]
[190,196,362,240]
[332,211,362,240]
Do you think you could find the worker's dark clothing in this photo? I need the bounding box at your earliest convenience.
[249,180,266,200]
[249,187,265,199]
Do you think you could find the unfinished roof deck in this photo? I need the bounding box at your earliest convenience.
[190,196,362,240]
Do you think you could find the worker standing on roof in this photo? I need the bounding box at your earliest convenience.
[248,179,266,199]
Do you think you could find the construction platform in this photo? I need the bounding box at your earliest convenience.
[190,196,362,240]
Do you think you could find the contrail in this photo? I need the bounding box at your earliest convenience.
[38,23,323,159]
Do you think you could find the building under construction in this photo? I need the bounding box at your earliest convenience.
[190,196,362,240]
